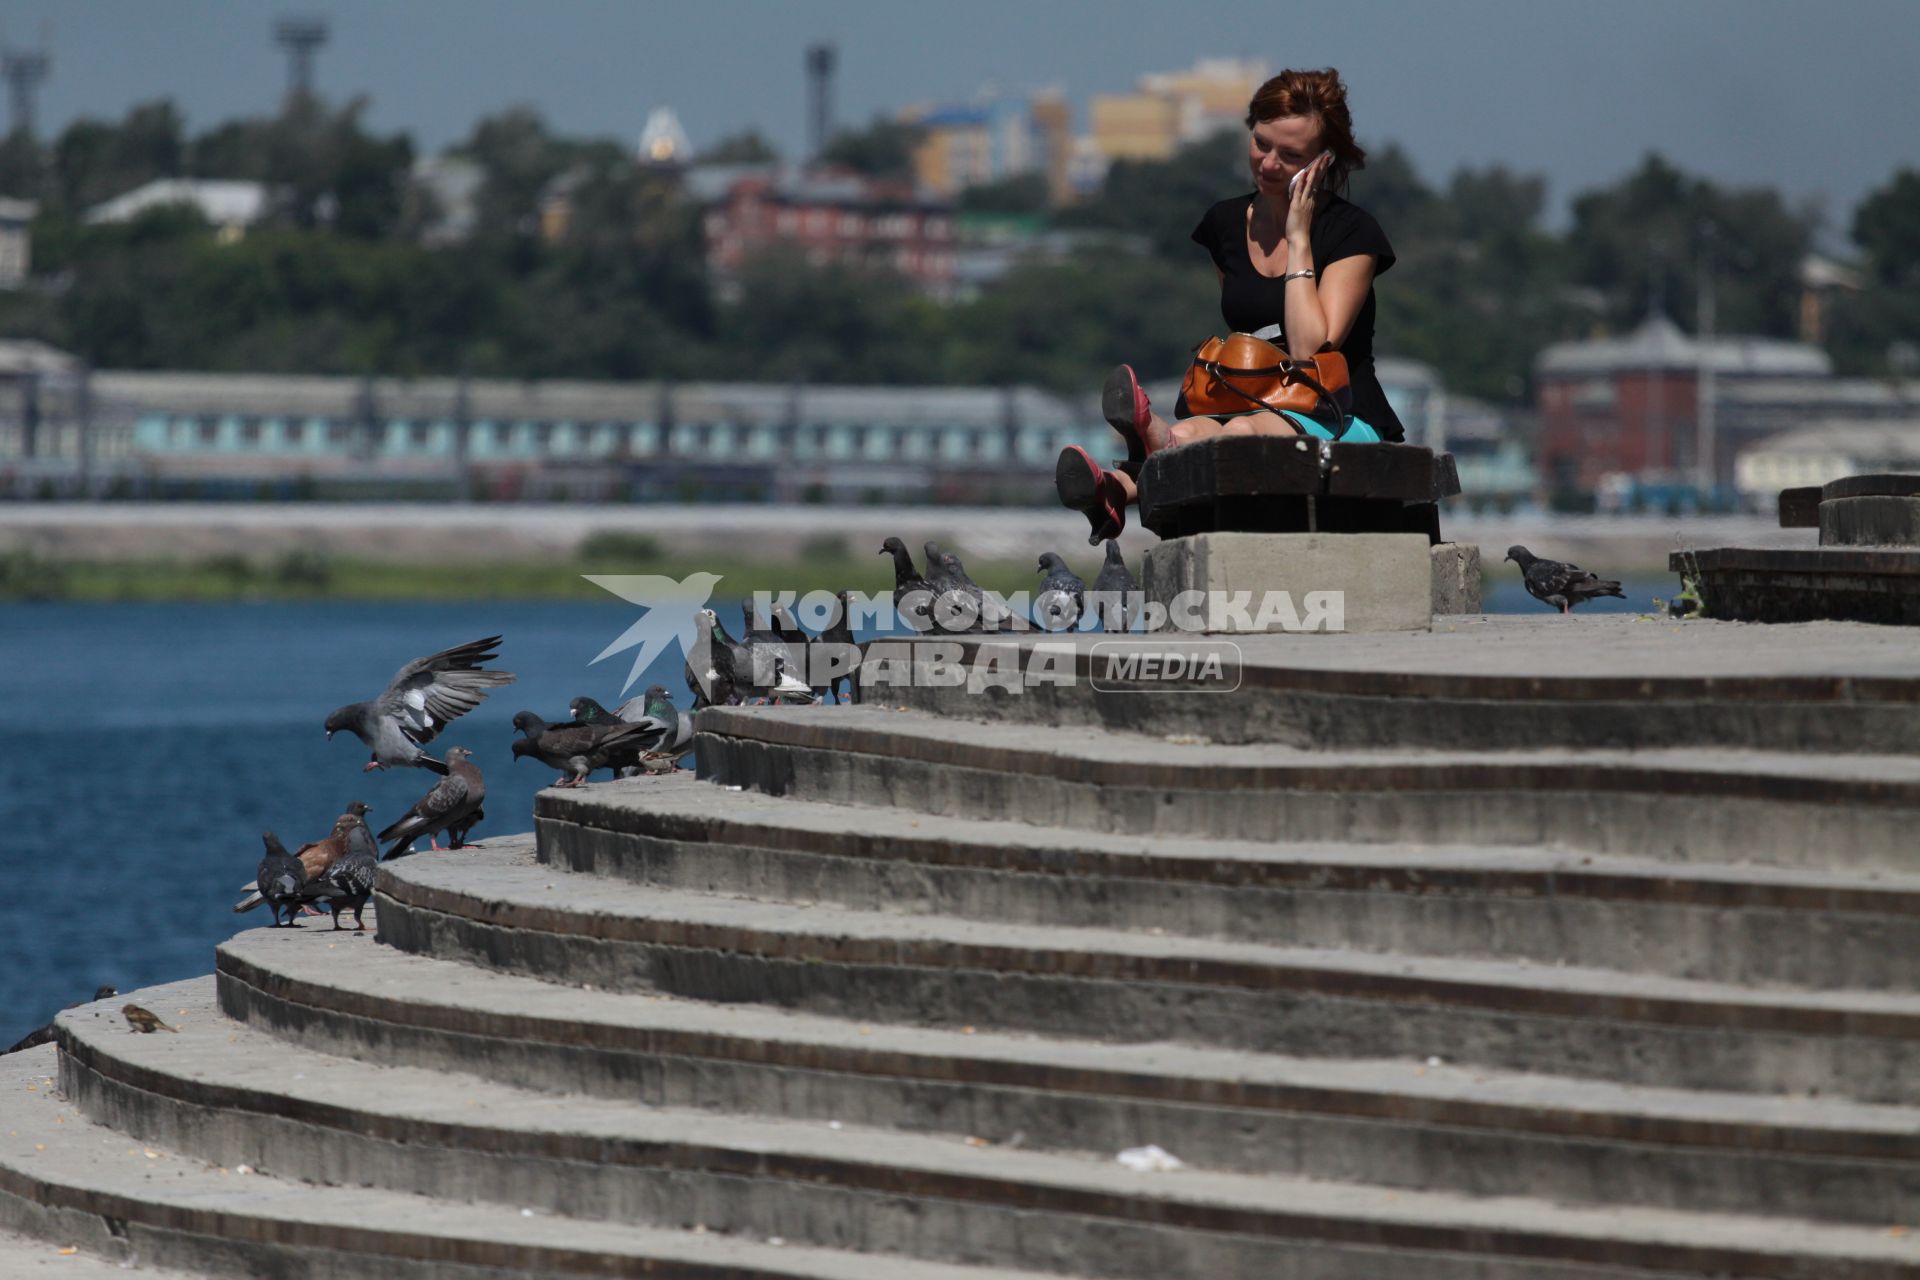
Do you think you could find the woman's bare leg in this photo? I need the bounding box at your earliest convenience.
[1102,413,1300,508]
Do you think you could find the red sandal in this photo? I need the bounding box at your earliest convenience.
[1055,445,1126,545]
[1102,364,1156,478]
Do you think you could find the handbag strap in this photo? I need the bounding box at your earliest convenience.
[1196,357,1353,438]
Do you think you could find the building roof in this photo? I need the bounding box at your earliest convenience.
[0,339,79,378]
[1535,313,1832,378]
[84,178,268,229]
[1744,418,1920,460]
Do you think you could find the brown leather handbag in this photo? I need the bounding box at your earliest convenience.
[1179,333,1353,434]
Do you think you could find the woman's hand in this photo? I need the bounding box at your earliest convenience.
[1284,153,1330,249]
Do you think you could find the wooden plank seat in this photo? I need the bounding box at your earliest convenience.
[1136,436,1461,542]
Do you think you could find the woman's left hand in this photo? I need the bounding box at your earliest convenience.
[1285,153,1329,246]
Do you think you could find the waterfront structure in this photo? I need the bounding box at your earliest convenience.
[7,618,1919,1275]
[1,361,1446,502]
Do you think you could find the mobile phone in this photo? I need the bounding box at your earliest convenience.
[1288,153,1326,197]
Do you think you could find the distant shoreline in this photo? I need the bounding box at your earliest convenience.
[0,502,1798,600]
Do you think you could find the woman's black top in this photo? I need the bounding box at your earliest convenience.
[1189,191,1404,442]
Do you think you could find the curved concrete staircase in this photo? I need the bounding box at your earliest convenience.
[5,620,1919,1277]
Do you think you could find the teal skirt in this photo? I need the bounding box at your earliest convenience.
[1281,410,1381,442]
[1194,410,1383,442]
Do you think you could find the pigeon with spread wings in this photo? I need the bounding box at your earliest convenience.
[324,636,515,774]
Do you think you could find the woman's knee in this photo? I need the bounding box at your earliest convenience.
[1233,412,1298,437]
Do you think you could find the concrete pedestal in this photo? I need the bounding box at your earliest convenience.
[1142,532,1435,634]
[1432,541,1483,615]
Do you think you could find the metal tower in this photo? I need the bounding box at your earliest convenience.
[0,43,49,138]
[805,42,836,161]
[274,15,329,105]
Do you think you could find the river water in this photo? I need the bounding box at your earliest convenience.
[0,576,1669,1046]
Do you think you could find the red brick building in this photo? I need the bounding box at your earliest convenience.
[1534,314,1831,494]
[702,170,957,296]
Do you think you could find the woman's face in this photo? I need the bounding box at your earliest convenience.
[1248,115,1325,196]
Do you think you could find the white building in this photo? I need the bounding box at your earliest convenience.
[1735,419,1920,498]
[0,197,35,287]
[84,179,268,236]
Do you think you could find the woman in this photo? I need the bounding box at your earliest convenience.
[1058,67,1403,542]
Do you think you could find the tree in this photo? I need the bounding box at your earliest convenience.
[1852,167,1920,287]
[957,172,1050,215]
[1564,153,1812,337]
[816,116,923,182]
[697,130,779,166]
[1060,129,1242,259]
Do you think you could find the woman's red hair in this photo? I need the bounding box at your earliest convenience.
[1245,68,1367,193]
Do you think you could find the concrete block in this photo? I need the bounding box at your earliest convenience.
[1142,532,1432,633]
[1820,495,1920,547]
[1431,541,1482,615]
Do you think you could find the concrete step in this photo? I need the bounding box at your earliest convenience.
[0,1047,1065,1280]
[692,706,1920,871]
[536,774,1920,990]
[207,936,1920,1225]
[362,842,1920,1104]
[48,987,1920,1278]
[877,625,1920,753]
[0,1225,199,1275]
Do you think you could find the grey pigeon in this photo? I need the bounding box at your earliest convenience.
[324,636,515,774]
[314,823,378,931]
[1033,551,1086,633]
[378,747,486,859]
[820,590,861,703]
[255,832,339,928]
[4,985,117,1055]
[772,602,832,700]
[1091,540,1139,632]
[510,715,656,787]
[735,599,817,703]
[685,609,739,709]
[1506,545,1626,614]
[233,801,371,915]
[880,537,935,634]
[572,686,692,758]
[925,544,988,632]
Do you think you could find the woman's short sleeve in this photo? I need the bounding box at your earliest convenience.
[1316,203,1396,277]
[1190,206,1227,272]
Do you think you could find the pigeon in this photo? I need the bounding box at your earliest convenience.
[122,1004,179,1034]
[771,602,831,700]
[735,600,817,703]
[1033,551,1086,633]
[1506,545,1626,615]
[324,636,515,774]
[571,687,692,758]
[925,543,989,632]
[510,715,656,787]
[233,801,371,915]
[4,986,117,1055]
[1091,540,1139,632]
[313,825,378,931]
[685,609,739,709]
[819,590,861,703]
[255,831,339,927]
[377,747,486,859]
[880,537,935,634]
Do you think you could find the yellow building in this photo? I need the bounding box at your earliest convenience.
[1089,58,1269,165]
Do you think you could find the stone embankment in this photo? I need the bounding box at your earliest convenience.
[3,614,1917,1277]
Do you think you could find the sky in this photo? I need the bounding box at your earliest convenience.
[3,0,1917,238]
